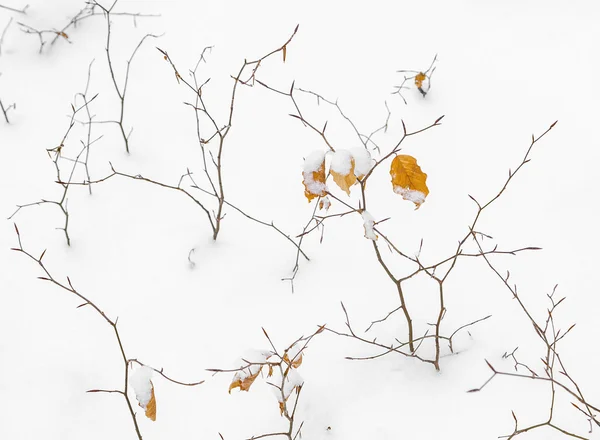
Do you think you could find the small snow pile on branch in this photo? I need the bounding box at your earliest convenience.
[361,210,378,241]
[349,148,374,178]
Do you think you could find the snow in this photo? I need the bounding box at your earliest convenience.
[349,148,374,177]
[282,368,304,401]
[361,210,377,241]
[303,150,325,173]
[393,187,427,208]
[330,149,354,175]
[284,341,303,364]
[2,1,599,440]
[130,366,153,408]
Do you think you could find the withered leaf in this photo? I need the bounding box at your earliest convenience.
[390,155,429,208]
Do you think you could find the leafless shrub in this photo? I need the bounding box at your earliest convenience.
[60,26,308,271]
[16,0,157,54]
[468,262,599,437]
[90,0,160,154]
[7,64,98,245]
[12,224,204,439]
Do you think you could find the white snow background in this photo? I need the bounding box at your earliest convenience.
[1,1,599,439]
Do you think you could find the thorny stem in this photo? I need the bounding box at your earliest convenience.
[7,78,99,245]
[12,225,144,440]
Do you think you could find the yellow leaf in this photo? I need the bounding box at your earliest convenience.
[331,157,357,195]
[145,384,157,421]
[415,72,426,88]
[302,157,327,202]
[229,368,261,393]
[390,155,429,208]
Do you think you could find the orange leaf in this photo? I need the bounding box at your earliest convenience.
[415,72,426,88]
[283,352,303,369]
[302,153,327,202]
[145,384,157,421]
[330,151,357,195]
[390,155,429,208]
[229,368,261,393]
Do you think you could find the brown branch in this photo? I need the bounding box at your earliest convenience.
[0,2,28,14]
[93,1,160,154]
[128,359,205,387]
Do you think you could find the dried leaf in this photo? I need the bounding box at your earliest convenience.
[319,196,331,211]
[229,368,261,393]
[145,384,157,421]
[302,156,327,202]
[279,400,286,416]
[283,352,303,369]
[283,45,287,62]
[390,155,429,208]
[131,366,155,420]
[331,157,357,195]
[415,72,426,88]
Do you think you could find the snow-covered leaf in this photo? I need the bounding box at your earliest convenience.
[130,366,156,421]
[330,150,357,195]
[302,151,327,201]
[415,72,427,88]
